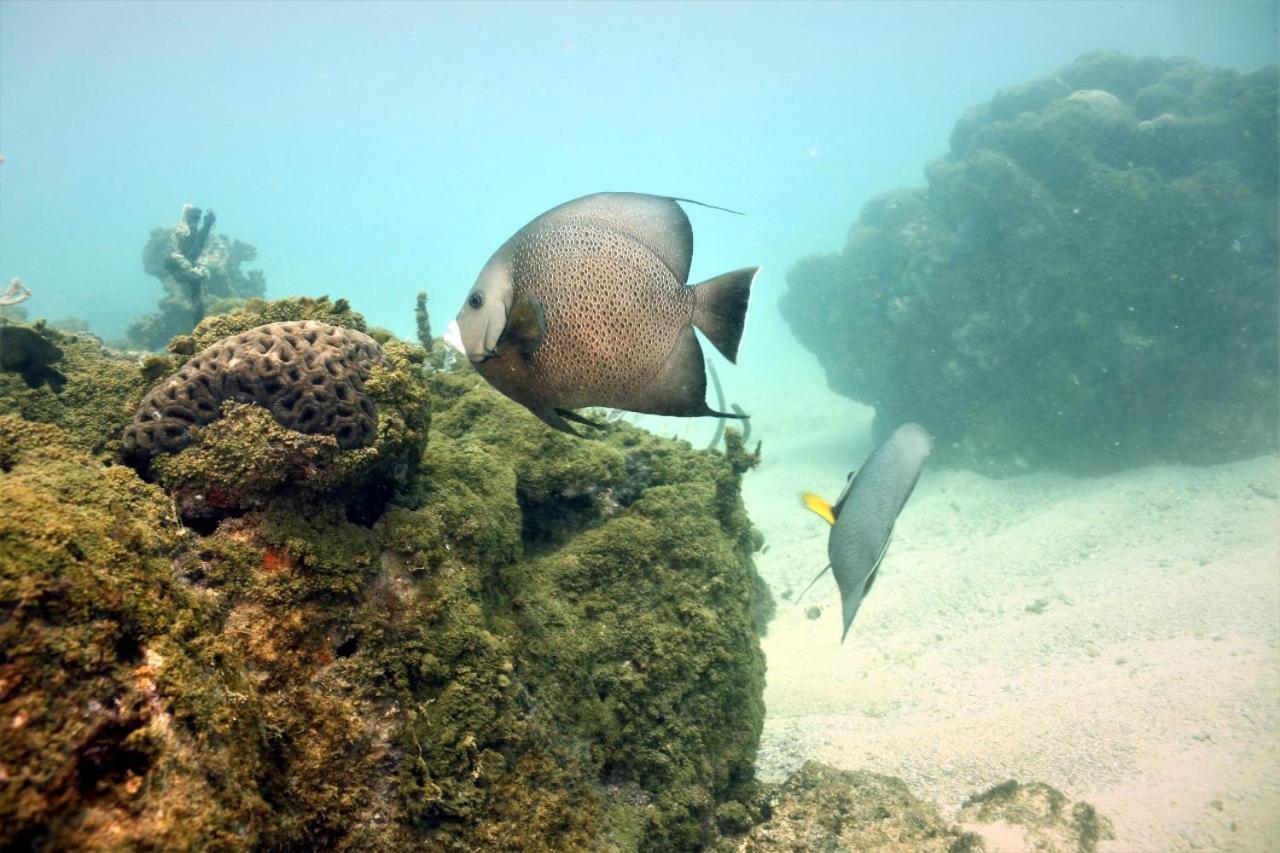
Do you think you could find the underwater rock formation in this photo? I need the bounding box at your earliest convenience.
[123,321,385,460]
[2,297,772,850]
[956,780,1114,852]
[782,52,1279,474]
[739,762,1109,853]
[740,762,980,851]
[126,204,267,351]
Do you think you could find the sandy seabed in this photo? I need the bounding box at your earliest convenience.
[659,356,1280,852]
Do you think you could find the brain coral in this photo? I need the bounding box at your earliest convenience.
[123,320,383,460]
[782,52,1278,475]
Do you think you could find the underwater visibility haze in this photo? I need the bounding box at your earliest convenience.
[1,1,1278,850]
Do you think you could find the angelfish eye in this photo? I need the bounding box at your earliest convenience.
[468,292,484,309]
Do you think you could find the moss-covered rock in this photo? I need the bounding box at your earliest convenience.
[0,321,147,458]
[739,763,1111,853]
[782,52,1278,475]
[739,761,981,852]
[2,297,771,850]
[956,780,1115,852]
[0,416,270,850]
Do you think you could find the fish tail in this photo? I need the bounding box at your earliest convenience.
[690,266,758,363]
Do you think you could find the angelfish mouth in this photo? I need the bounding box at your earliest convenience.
[444,320,498,363]
[443,320,468,357]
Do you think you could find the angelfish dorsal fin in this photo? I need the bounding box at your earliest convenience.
[504,293,545,355]
[533,193,694,284]
[801,492,837,526]
[832,468,859,517]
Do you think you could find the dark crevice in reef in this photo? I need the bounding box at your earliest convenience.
[179,505,247,536]
[72,712,153,795]
[343,481,394,528]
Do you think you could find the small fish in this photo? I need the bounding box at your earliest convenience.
[443,192,759,434]
[800,423,933,641]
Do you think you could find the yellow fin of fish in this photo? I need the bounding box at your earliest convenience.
[801,492,836,525]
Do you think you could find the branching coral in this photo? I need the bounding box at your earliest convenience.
[126,205,267,350]
[0,277,31,307]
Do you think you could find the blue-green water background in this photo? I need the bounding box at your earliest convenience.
[0,0,1275,389]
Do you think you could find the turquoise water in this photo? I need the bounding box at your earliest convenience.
[3,3,1278,848]
[0,0,1273,359]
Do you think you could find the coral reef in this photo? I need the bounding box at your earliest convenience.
[123,321,386,461]
[2,297,772,850]
[126,205,266,350]
[781,52,1279,475]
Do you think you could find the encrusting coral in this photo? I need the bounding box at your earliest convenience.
[123,320,385,461]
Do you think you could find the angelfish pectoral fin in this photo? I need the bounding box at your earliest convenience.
[502,293,546,355]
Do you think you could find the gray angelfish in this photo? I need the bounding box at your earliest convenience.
[800,423,933,642]
[442,192,759,434]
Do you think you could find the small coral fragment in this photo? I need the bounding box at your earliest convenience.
[0,276,31,306]
[123,320,384,461]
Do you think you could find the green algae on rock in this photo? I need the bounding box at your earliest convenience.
[739,761,982,852]
[781,52,1278,475]
[0,416,270,850]
[3,295,773,850]
[738,762,1112,853]
[0,322,148,458]
[956,780,1115,853]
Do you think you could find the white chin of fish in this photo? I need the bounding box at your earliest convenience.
[443,320,467,356]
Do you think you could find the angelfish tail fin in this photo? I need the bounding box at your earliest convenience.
[690,266,758,363]
[801,492,837,525]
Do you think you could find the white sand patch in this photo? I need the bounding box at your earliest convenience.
[740,376,1280,851]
